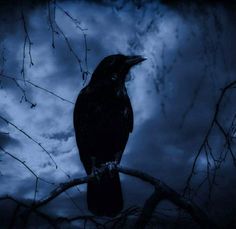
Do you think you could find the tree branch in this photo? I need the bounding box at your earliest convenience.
[0,115,58,168]
[0,73,74,104]
[135,188,163,229]
[183,80,236,198]
[0,165,218,229]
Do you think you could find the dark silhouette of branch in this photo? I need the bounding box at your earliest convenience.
[9,204,21,229]
[0,146,54,186]
[47,1,90,81]
[0,72,36,107]
[0,114,73,181]
[0,115,58,168]
[118,166,218,229]
[20,8,34,83]
[0,73,74,104]
[103,206,141,228]
[0,146,83,227]
[135,188,163,228]
[183,80,236,198]
[0,165,218,229]
[56,214,104,228]
[0,145,55,210]
[55,2,87,32]
[179,73,205,129]
[0,196,57,229]
[47,0,57,48]
[0,45,6,74]
[48,1,85,77]
[55,2,90,81]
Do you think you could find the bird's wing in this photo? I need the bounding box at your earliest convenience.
[125,97,133,133]
[73,86,133,173]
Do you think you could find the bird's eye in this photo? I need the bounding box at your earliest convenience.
[112,74,118,81]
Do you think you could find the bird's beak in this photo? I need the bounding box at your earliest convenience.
[125,55,147,67]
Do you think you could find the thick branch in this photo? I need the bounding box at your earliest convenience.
[135,188,163,229]
[0,165,218,228]
[0,196,57,229]
[118,166,219,229]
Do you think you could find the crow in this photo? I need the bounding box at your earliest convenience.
[73,54,146,217]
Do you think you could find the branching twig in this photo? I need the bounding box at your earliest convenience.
[0,115,57,168]
[47,0,57,48]
[47,1,90,81]
[21,9,34,83]
[0,196,57,229]
[0,146,54,186]
[0,165,218,229]
[0,73,74,104]
[183,80,236,198]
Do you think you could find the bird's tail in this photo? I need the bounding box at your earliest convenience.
[87,170,123,217]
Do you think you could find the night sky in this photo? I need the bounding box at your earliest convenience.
[0,1,236,228]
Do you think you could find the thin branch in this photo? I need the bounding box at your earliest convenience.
[0,165,217,229]
[0,73,74,104]
[118,166,218,229]
[9,204,21,229]
[183,80,236,197]
[52,1,90,81]
[0,196,57,229]
[0,146,53,186]
[53,8,83,73]
[0,73,36,108]
[55,3,87,32]
[0,114,73,180]
[20,9,34,83]
[47,0,57,48]
[0,115,57,168]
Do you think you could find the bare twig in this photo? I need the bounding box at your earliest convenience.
[0,114,73,181]
[21,9,34,82]
[0,115,57,168]
[0,73,74,104]
[47,0,57,48]
[0,73,36,108]
[48,1,90,81]
[0,165,217,229]
[0,196,57,229]
[183,80,236,198]
[0,146,54,186]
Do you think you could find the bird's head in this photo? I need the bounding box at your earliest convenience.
[90,54,146,85]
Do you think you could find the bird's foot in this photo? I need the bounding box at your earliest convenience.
[105,161,118,177]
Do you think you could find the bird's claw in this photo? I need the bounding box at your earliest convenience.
[105,161,118,170]
[105,161,118,177]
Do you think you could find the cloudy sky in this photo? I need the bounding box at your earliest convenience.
[0,0,236,228]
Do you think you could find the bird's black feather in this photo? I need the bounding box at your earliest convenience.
[73,54,145,216]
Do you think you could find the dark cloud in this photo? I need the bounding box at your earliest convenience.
[0,1,236,228]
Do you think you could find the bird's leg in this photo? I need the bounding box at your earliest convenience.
[105,152,122,177]
[105,161,118,171]
[91,156,101,182]
[105,161,117,178]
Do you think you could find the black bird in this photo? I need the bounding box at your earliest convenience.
[73,54,146,217]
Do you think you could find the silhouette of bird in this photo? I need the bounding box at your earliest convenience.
[73,54,146,217]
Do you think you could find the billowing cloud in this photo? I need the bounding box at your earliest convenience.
[0,1,236,227]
